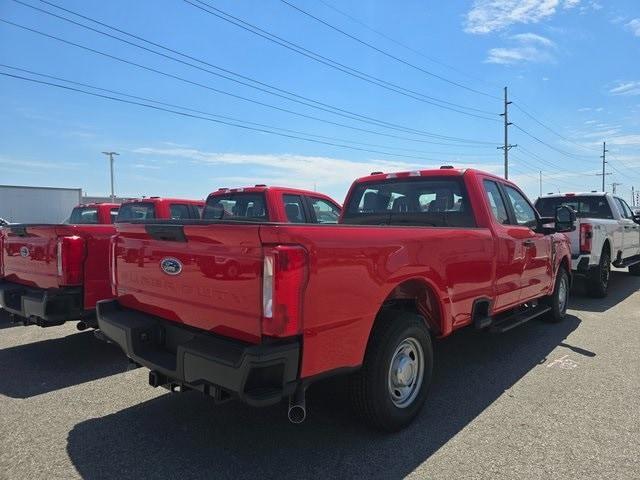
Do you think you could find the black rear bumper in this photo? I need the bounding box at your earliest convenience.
[0,280,83,326]
[96,300,300,406]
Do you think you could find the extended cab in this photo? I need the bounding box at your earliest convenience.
[0,198,203,329]
[535,192,640,297]
[97,169,573,431]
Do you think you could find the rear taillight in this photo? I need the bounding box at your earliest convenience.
[109,235,117,295]
[56,236,85,285]
[580,223,593,254]
[261,245,307,338]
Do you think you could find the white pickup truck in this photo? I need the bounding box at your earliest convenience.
[535,192,640,297]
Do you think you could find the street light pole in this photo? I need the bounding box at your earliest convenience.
[101,151,119,201]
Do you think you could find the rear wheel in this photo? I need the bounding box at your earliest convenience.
[544,267,569,323]
[629,263,640,276]
[586,247,610,298]
[349,310,433,432]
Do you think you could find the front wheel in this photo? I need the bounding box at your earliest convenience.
[349,310,433,432]
[544,267,569,323]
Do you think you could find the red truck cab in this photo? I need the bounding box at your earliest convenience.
[97,169,574,430]
[0,197,203,329]
[203,185,341,223]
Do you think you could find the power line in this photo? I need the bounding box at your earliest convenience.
[512,123,593,159]
[279,0,499,100]
[17,0,495,144]
[182,0,499,121]
[0,18,497,149]
[512,101,600,153]
[316,0,499,89]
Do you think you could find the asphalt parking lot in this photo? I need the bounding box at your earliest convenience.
[0,271,638,480]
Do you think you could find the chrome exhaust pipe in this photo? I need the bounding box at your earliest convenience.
[288,385,306,424]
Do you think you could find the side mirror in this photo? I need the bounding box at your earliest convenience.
[555,205,576,233]
[633,214,640,225]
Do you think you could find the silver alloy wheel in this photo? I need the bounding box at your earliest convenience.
[558,274,568,313]
[387,337,424,408]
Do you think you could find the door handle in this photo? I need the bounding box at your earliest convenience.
[523,239,535,247]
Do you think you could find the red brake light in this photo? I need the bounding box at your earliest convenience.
[56,236,85,285]
[580,223,593,254]
[262,245,307,337]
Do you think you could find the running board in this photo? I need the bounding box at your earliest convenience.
[612,254,640,269]
[489,305,552,334]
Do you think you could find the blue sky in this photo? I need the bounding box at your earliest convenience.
[1,0,639,204]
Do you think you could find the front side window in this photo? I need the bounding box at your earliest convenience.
[504,186,537,227]
[483,180,509,225]
[68,207,98,224]
[170,203,191,220]
[282,194,307,223]
[202,193,268,220]
[614,198,633,219]
[343,177,475,227]
[116,202,156,221]
[308,197,340,224]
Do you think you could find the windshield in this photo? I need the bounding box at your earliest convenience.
[116,202,156,221]
[68,207,99,224]
[535,196,613,219]
[343,177,475,227]
[203,193,268,221]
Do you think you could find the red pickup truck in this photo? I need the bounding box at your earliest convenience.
[97,169,575,431]
[0,198,203,329]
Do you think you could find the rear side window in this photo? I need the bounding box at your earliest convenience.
[203,193,268,220]
[110,208,119,224]
[309,197,341,224]
[69,207,98,224]
[535,196,613,219]
[170,203,191,220]
[116,202,156,221]
[483,180,509,225]
[504,186,537,227]
[283,195,307,223]
[614,198,633,219]
[343,177,475,227]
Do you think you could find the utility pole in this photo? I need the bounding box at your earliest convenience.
[539,171,542,198]
[101,151,119,201]
[611,182,622,195]
[633,186,636,206]
[498,86,517,179]
[599,142,608,192]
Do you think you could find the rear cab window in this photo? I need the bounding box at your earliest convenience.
[342,177,476,227]
[116,202,156,221]
[68,207,99,224]
[203,193,268,221]
[535,196,613,220]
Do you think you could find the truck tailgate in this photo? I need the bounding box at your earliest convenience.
[2,225,73,289]
[114,223,264,343]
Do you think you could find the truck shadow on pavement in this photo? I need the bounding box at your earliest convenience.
[0,331,129,398]
[569,271,640,313]
[0,309,18,330]
[67,315,582,480]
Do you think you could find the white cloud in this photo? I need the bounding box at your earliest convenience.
[465,0,580,34]
[485,32,556,64]
[609,81,640,96]
[625,18,640,36]
[0,156,80,170]
[607,135,640,146]
[131,148,502,198]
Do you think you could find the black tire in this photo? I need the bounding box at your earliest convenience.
[629,263,640,276]
[586,247,610,298]
[544,267,570,323]
[349,310,433,432]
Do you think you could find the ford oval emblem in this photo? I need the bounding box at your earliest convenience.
[160,257,182,275]
[19,246,29,258]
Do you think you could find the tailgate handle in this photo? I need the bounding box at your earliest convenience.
[145,225,187,242]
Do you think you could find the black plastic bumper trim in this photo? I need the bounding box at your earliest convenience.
[0,280,83,326]
[96,299,300,406]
